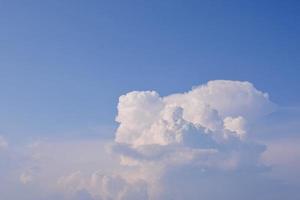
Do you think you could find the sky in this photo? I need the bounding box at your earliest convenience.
[0,1,300,200]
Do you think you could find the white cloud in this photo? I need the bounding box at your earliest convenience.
[115,80,275,147]
[165,80,275,120]
[109,80,276,199]
[223,116,247,139]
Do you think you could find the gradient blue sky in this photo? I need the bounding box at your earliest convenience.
[1,0,299,139]
[1,1,300,200]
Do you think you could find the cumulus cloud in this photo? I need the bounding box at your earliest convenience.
[115,80,275,146]
[108,80,275,199]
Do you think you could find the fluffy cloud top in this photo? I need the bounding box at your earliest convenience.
[115,80,275,146]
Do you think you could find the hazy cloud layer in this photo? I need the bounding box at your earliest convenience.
[1,80,299,200]
[0,135,8,150]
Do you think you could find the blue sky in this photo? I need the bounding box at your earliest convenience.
[1,0,300,139]
[0,1,300,199]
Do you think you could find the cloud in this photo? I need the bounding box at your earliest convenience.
[115,80,275,147]
[3,80,300,200]
[107,80,276,199]
[261,138,300,184]
[45,80,280,199]
[58,171,148,200]
[114,81,274,171]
